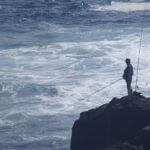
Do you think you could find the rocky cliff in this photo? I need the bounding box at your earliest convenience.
[71,92,150,150]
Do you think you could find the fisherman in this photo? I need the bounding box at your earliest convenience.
[123,58,133,96]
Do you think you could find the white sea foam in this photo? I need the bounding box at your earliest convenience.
[0,25,150,116]
[90,2,150,12]
[0,119,14,127]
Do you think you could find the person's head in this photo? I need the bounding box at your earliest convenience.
[125,58,131,65]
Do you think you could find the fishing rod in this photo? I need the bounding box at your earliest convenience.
[80,78,122,101]
[135,7,146,91]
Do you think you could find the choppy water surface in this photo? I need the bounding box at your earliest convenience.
[1,0,150,149]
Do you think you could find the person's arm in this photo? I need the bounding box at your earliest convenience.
[123,69,126,79]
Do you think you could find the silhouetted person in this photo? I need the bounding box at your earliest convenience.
[123,58,133,96]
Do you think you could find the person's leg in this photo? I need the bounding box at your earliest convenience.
[127,80,132,96]
[130,79,133,96]
[127,81,130,96]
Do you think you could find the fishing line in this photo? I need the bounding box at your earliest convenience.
[80,78,122,101]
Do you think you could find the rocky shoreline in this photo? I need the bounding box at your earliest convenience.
[71,92,150,150]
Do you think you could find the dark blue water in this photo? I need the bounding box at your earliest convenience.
[1,0,150,49]
[1,0,150,150]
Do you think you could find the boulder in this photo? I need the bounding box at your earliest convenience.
[71,93,150,150]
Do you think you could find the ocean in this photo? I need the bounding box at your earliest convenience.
[0,0,150,149]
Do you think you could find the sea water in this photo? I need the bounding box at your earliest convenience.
[0,0,150,149]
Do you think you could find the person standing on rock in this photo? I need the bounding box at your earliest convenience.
[123,58,133,96]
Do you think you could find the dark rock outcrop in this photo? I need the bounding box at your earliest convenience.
[129,125,150,150]
[71,93,150,150]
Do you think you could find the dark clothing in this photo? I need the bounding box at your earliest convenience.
[123,64,133,96]
[127,79,132,96]
[123,64,133,81]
